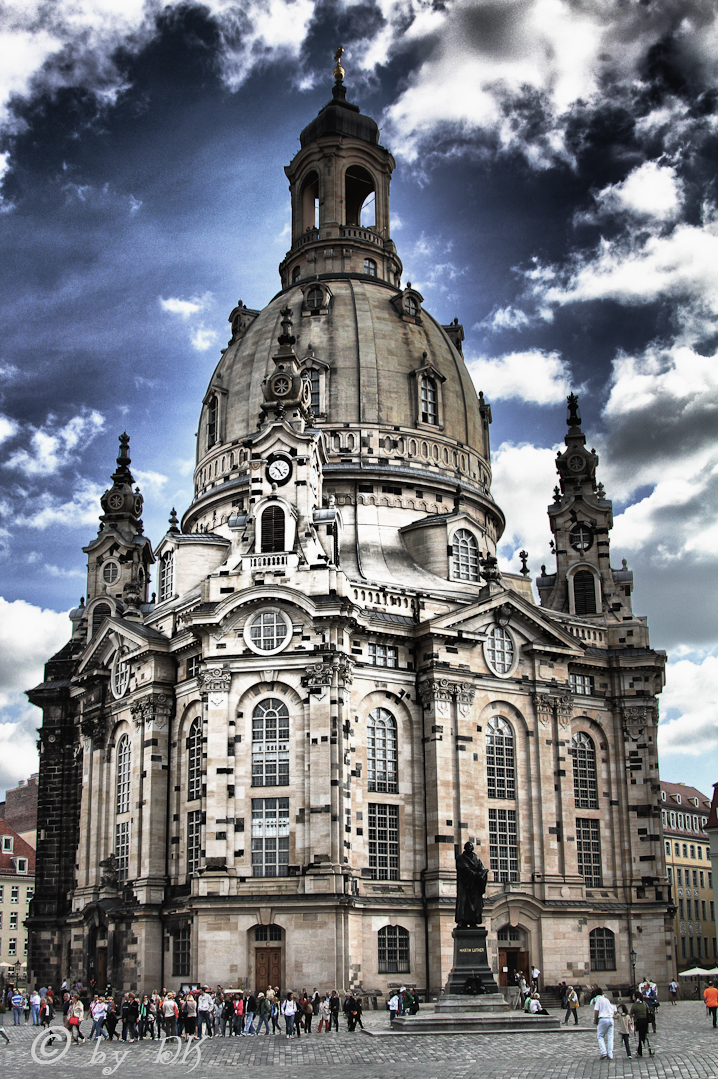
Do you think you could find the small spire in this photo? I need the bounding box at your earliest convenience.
[168,508,180,534]
[117,431,131,465]
[566,392,581,429]
[333,45,345,83]
[278,306,296,348]
[519,550,530,577]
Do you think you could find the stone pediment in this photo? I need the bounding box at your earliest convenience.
[247,418,326,463]
[75,617,169,677]
[423,590,581,654]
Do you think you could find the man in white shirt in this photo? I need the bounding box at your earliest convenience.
[198,990,213,1040]
[593,986,616,1060]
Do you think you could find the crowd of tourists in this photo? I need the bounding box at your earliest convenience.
[0,984,383,1043]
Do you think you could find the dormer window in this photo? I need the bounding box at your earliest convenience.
[404,295,419,317]
[2,836,13,853]
[306,286,323,310]
[675,794,681,804]
[15,858,27,874]
[301,282,331,317]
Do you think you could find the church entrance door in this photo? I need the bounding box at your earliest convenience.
[96,947,107,990]
[498,949,527,988]
[256,948,281,993]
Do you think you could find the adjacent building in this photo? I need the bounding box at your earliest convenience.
[0,774,39,851]
[661,782,716,974]
[27,64,673,998]
[0,819,35,983]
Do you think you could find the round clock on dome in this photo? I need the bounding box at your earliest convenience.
[267,457,292,485]
[108,492,124,510]
[568,454,584,472]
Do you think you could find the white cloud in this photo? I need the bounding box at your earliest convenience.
[159,294,210,319]
[160,293,218,352]
[128,194,142,214]
[14,479,104,530]
[133,468,168,496]
[659,653,718,757]
[3,409,104,476]
[478,305,530,333]
[587,161,684,223]
[190,324,219,352]
[467,349,572,405]
[491,440,559,576]
[0,414,18,444]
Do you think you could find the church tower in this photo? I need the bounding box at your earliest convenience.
[28,56,671,1001]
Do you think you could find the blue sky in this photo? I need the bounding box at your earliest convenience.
[0,0,717,799]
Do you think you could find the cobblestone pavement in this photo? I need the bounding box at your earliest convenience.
[1,1002,717,1079]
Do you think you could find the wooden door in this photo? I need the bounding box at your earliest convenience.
[256,948,281,992]
[96,948,107,990]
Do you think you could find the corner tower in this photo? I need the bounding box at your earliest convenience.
[279,48,402,289]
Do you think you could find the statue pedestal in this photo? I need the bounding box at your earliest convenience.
[444,926,499,995]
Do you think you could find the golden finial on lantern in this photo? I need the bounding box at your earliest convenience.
[333,45,345,83]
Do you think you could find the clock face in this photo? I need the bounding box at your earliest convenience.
[568,454,584,472]
[267,458,291,483]
[273,375,291,397]
[108,492,124,510]
[134,496,143,516]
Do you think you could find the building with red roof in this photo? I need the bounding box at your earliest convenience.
[0,819,35,984]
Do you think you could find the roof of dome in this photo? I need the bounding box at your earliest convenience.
[299,85,379,148]
[209,277,484,455]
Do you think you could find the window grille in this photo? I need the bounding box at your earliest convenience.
[251,798,289,877]
[364,258,377,277]
[486,717,515,800]
[173,928,191,977]
[306,286,323,309]
[310,369,320,410]
[570,673,594,695]
[116,735,131,815]
[187,718,202,801]
[368,643,398,667]
[367,709,398,794]
[92,602,111,636]
[488,808,518,882]
[368,803,399,880]
[378,925,409,973]
[452,529,479,581]
[255,925,282,941]
[571,732,598,809]
[115,821,130,883]
[576,818,602,887]
[186,654,201,680]
[485,626,514,675]
[404,295,419,317]
[420,374,437,423]
[249,611,288,652]
[159,552,173,601]
[260,507,285,552]
[187,809,202,875]
[589,928,616,971]
[252,699,289,787]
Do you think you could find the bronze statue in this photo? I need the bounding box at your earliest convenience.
[455,841,489,926]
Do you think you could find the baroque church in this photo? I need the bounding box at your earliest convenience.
[27,58,672,998]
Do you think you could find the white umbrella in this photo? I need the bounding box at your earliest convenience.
[678,967,711,977]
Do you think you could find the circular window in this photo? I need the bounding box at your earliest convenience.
[102,561,119,584]
[568,454,584,472]
[484,626,515,676]
[108,492,124,510]
[111,650,130,699]
[306,286,323,309]
[570,524,593,551]
[273,375,291,397]
[244,608,291,655]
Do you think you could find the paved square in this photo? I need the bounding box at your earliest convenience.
[1,1002,717,1079]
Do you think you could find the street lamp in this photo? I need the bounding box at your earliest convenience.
[630,949,637,990]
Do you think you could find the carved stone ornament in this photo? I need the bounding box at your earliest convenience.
[302,654,355,690]
[455,683,476,716]
[533,691,574,729]
[99,853,119,889]
[199,668,232,694]
[623,704,657,733]
[418,678,474,717]
[131,692,174,730]
[80,710,107,746]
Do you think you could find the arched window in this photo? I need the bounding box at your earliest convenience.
[404,295,419,318]
[485,626,514,675]
[252,699,289,787]
[207,395,218,448]
[420,374,437,424]
[292,265,301,283]
[452,529,479,581]
[589,928,616,971]
[367,708,398,794]
[378,925,409,973]
[364,258,377,277]
[486,717,515,800]
[309,369,320,411]
[92,602,111,637]
[571,731,598,809]
[573,569,597,615]
[187,718,202,801]
[345,165,375,226]
[158,551,174,601]
[116,735,131,815]
[300,169,319,231]
[260,506,285,552]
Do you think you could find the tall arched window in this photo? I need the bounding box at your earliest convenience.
[309,369,320,411]
[300,169,319,231]
[363,258,377,277]
[207,395,218,448]
[187,718,202,801]
[486,717,515,800]
[260,506,285,552]
[158,551,174,601]
[589,928,616,971]
[292,265,301,283]
[571,731,598,809]
[367,708,398,794]
[116,735,131,815]
[378,925,409,973]
[420,374,437,423]
[92,602,111,637]
[252,699,289,787]
[345,165,375,226]
[573,569,597,615]
[452,529,479,581]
